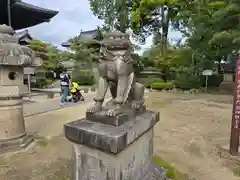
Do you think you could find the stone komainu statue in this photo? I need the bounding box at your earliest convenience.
[87,31,145,116]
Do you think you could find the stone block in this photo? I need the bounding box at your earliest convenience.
[0,66,24,86]
[0,97,34,153]
[0,98,25,139]
[0,133,33,154]
[64,110,166,179]
[72,129,157,179]
[85,104,146,126]
[65,110,159,154]
[0,85,28,97]
[86,105,137,126]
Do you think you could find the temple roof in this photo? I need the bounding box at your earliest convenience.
[0,0,58,30]
[61,28,103,47]
[15,29,33,45]
[80,29,101,39]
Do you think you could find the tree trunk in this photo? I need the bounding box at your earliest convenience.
[161,6,169,56]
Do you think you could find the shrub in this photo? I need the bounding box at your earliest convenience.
[200,74,223,87]
[139,77,163,88]
[36,78,54,88]
[72,75,94,85]
[174,73,201,90]
[153,155,192,180]
[151,82,173,90]
[72,69,95,85]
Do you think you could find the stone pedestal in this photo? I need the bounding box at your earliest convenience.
[0,97,33,153]
[64,110,166,180]
[0,24,42,153]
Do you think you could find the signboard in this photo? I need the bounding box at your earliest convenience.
[230,52,240,155]
[202,69,213,76]
[24,67,35,75]
[232,54,240,129]
[202,69,213,92]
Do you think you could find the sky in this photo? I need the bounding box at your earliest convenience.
[23,0,183,53]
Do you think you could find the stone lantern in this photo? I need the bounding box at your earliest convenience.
[0,24,42,153]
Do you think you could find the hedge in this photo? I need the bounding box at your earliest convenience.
[174,73,201,90]
[139,77,163,88]
[72,69,95,85]
[200,74,223,87]
[151,82,173,90]
[35,78,54,88]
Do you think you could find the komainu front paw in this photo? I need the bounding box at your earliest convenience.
[105,104,121,116]
[106,109,118,116]
[132,100,144,110]
[87,102,102,113]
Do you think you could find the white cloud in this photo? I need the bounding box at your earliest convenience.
[21,0,183,51]
[22,0,103,46]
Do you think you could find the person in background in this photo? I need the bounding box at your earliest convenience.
[59,68,70,105]
[70,81,85,102]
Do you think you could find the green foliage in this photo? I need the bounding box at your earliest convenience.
[35,78,54,88]
[140,77,163,88]
[174,73,202,90]
[66,34,102,63]
[200,74,223,87]
[153,155,176,179]
[132,53,144,75]
[179,0,240,61]
[151,82,173,90]
[153,155,194,180]
[88,0,238,93]
[29,40,60,70]
[89,0,131,32]
[72,69,94,85]
[131,0,180,53]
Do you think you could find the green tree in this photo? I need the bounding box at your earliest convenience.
[29,40,49,69]
[46,44,61,69]
[89,0,133,32]
[28,40,61,87]
[176,0,239,63]
[131,0,180,55]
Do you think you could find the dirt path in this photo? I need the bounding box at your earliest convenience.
[146,92,239,180]
[0,92,239,180]
[0,101,93,180]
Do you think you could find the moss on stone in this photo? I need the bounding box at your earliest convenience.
[153,155,195,180]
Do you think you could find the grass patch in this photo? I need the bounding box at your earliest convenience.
[217,147,240,177]
[224,160,240,177]
[53,161,72,180]
[233,167,240,177]
[153,155,195,180]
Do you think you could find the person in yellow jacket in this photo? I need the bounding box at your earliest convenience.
[70,82,84,102]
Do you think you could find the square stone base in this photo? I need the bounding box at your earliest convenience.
[65,110,166,180]
[72,129,166,180]
[0,134,34,154]
[65,110,159,154]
